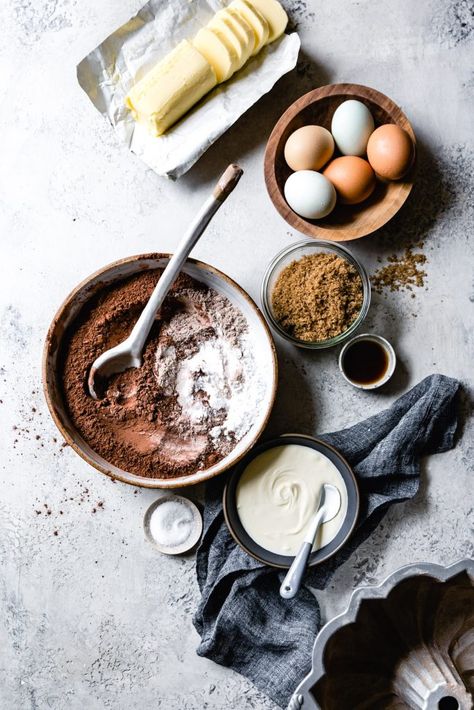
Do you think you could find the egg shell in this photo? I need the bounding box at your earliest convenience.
[323,156,376,205]
[367,124,414,180]
[284,125,335,171]
[331,100,375,156]
[284,170,336,219]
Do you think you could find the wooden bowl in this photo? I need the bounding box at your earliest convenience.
[264,83,416,241]
[43,254,278,489]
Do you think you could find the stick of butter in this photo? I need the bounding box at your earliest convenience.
[125,40,217,137]
[125,0,288,137]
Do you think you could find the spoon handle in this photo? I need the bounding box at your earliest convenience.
[127,164,243,359]
[213,164,244,201]
[280,506,325,600]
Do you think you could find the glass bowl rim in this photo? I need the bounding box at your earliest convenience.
[261,239,371,349]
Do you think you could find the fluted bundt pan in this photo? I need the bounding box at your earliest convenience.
[288,560,474,710]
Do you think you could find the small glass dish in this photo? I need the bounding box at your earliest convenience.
[261,240,371,349]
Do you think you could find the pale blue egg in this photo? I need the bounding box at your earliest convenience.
[331,100,375,156]
[284,170,336,219]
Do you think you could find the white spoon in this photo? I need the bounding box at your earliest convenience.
[280,484,341,599]
[88,164,243,399]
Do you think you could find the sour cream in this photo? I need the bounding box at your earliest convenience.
[236,444,348,556]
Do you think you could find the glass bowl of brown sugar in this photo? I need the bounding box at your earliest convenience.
[261,240,371,349]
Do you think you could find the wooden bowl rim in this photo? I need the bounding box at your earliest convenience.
[42,253,278,489]
[264,82,416,241]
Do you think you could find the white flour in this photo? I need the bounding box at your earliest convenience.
[174,334,265,443]
[153,288,266,450]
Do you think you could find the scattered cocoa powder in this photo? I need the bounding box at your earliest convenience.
[271,253,364,342]
[372,245,427,294]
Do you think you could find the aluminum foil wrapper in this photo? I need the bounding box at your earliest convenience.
[77,0,300,179]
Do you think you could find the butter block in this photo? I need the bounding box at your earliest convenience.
[247,0,288,42]
[193,26,239,82]
[125,40,217,136]
[125,0,288,137]
[230,0,270,54]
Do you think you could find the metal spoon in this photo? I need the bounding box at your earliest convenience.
[87,164,243,399]
[280,484,341,599]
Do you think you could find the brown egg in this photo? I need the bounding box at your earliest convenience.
[323,156,376,205]
[284,125,335,172]
[367,124,414,180]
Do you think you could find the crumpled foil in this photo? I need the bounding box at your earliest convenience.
[77,0,300,179]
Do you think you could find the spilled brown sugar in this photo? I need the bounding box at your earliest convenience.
[372,245,427,294]
[271,253,364,342]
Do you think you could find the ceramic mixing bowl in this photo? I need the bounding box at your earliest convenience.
[43,253,278,489]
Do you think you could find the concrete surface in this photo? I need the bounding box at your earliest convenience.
[1,0,473,708]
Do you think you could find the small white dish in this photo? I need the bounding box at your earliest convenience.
[338,333,396,390]
[144,494,203,555]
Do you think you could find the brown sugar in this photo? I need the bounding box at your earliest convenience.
[372,246,427,294]
[271,253,364,342]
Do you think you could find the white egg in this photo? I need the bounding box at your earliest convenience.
[284,170,336,219]
[331,100,375,156]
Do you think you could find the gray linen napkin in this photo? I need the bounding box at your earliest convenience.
[193,374,461,708]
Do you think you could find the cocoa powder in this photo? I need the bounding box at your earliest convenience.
[60,269,257,479]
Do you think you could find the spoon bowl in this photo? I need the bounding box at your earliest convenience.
[88,342,142,399]
[319,484,342,523]
[43,254,278,488]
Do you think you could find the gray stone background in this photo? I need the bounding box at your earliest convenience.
[1,0,473,708]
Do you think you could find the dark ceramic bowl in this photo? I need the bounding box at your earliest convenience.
[223,435,359,568]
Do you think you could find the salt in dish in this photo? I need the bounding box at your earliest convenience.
[144,495,202,555]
